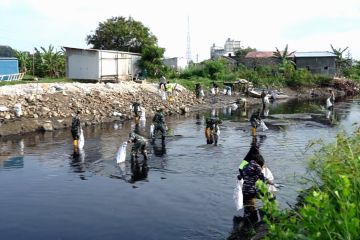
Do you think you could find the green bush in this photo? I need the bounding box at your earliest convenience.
[261,130,360,239]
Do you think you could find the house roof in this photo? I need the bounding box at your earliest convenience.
[245,51,275,58]
[294,51,336,58]
[0,57,17,60]
[63,46,141,56]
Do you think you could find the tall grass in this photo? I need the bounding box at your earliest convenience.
[260,129,360,239]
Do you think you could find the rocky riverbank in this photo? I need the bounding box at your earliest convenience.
[0,79,355,137]
[0,82,203,136]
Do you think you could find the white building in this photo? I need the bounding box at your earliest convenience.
[210,38,241,59]
[64,47,141,82]
[163,57,188,71]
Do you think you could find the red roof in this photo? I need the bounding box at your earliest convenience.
[245,51,275,58]
[245,51,295,58]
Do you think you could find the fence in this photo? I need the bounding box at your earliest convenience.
[0,73,25,81]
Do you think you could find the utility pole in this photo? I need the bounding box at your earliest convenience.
[32,49,35,78]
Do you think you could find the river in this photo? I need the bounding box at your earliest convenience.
[0,97,359,240]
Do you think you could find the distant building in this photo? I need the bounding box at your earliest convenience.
[211,38,241,59]
[242,50,337,76]
[0,57,24,81]
[64,47,141,82]
[294,51,336,76]
[0,57,19,75]
[242,51,282,68]
[163,57,188,71]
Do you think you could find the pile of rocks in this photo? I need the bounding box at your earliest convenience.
[0,82,202,136]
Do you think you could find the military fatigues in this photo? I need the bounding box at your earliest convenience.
[128,132,148,161]
[152,111,166,142]
[250,111,261,136]
[132,102,141,118]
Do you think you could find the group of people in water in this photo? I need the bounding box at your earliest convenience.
[69,85,338,225]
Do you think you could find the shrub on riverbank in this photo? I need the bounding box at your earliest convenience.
[260,129,360,239]
[165,59,335,90]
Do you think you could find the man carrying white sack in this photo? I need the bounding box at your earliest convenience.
[128,132,148,161]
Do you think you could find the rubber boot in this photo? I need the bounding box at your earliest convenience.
[251,127,256,136]
[73,139,78,148]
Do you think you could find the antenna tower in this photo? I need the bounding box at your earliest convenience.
[186,16,192,63]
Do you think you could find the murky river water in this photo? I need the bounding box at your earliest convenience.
[1,97,360,240]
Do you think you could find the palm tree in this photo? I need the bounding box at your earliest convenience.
[330,44,351,76]
[273,44,295,65]
[15,50,30,73]
[34,45,65,77]
[273,44,296,79]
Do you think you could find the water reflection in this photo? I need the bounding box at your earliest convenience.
[70,149,86,179]
[152,142,167,157]
[1,156,24,169]
[129,158,149,184]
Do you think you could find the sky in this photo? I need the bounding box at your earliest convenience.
[1,0,360,61]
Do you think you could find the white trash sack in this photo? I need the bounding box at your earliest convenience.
[262,166,277,192]
[161,91,167,101]
[233,179,244,210]
[116,142,128,164]
[326,98,333,109]
[259,120,268,131]
[264,95,270,104]
[78,128,85,150]
[14,103,22,117]
[150,124,155,138]
[140,110,146,121]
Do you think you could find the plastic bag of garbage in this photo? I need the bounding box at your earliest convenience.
[116,142,127,163]
[14,103,22,117]
[140,111,146,121]
[262,166,277,192]
[161,91,167,101]
[259,120,268,131]
[233,179,244,210]
[200,90,205,97]
[326,98,332,109]
[264,95,270,104]
[78,128,85,150]
[150,124,155,138]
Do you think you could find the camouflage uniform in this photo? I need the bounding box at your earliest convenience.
[128,132,148,161]
[132,102,141,118]
[152,111,166,141]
